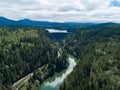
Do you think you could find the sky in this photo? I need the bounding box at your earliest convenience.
[0,0,120,22]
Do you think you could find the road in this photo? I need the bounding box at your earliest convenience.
[12,72,33,90]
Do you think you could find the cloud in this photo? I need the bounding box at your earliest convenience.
[58,6,82,12]
[0,0,120,22]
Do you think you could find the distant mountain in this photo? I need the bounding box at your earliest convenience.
[17,19,57,27]
[89,22,120,29]
[0,17,95,28]
[0,17,67,28]
[0,16,15,27]
[64,22,95,26]
[0,16,120,30]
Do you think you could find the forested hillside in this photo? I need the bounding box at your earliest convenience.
[60,26,120,90]
[0,28,67,90]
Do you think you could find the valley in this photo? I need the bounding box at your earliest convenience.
[0,18,120,90]
[0,0,120,90]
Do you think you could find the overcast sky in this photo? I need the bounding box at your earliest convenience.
[0,0,120,22]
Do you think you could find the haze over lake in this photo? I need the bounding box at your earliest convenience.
[46,29,68,33]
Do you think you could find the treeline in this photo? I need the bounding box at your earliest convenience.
[0,28,67,90]
[60,26,120,90]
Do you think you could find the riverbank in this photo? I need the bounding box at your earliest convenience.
[12,73,33,90]
[13,55,75,90]
[12,64,48,90]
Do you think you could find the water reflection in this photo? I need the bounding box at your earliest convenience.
[41,57,76,90]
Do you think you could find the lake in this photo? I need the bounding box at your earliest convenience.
[46,29,68,33]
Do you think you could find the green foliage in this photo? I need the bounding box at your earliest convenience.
[0,28,67,89]
[60,26,120,90]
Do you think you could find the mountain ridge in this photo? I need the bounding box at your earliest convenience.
[0,16,120,28]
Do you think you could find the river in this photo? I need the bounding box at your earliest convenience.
[40,56,76,90]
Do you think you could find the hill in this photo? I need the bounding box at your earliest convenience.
[0,27,67,90]
[60,26,120,90]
